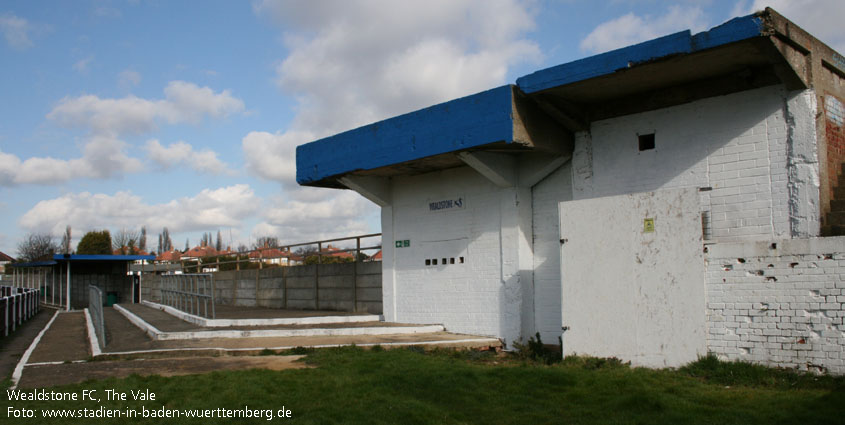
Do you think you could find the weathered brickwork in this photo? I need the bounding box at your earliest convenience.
[705,237,845,374]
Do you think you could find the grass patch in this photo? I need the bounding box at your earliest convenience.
[2,347,843,424]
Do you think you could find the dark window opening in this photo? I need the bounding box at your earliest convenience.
[432,259,437,265]
[425,259,431,266]
[638,133,655,151]
[459,257,464,264]
[450,258,455,264]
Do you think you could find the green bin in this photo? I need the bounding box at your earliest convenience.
[106,292,118,306]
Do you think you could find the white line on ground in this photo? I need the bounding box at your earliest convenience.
[10,310,60,390]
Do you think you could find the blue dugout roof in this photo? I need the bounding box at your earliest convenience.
[296,11,792,187]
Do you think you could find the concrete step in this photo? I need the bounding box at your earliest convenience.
[114,304,446,341]
[142,300,383,327]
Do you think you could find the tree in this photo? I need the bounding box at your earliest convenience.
[158,227,173,253]
[112,228,140,254]
[254,236,280,249]
[139,226,147,252]
[215,230,223,252]
[184,238,190,252]
[60,225,72,254]
[17,233,58,262]
[77,230,112,255]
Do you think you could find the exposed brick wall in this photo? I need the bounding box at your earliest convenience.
[705,237,845,374]
[824,94,845,206]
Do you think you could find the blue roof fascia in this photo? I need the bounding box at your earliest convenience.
[296,85,516,185]
[516,13,765,94]
[53,254,156,261]
[12,261,57,268]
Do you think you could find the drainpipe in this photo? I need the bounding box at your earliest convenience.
[561,326,570,360]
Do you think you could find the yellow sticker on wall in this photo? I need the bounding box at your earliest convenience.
[643,218,655,233]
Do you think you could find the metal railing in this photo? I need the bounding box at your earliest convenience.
[160,274,215,319]
[88,285,106,348]
[178,233,382,273]
[1,286,40,337]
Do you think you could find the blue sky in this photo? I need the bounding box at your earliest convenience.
[1,0,843,256]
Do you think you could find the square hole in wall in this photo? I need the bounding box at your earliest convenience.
[450,258,455,264]
[638,133,655,151]
[459,257,464,264]
[425,259,431,266]
[432,259,437,265]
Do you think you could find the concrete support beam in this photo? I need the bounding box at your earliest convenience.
[457,152,516,188]
[339,176,392,207]
[518,152,572,188]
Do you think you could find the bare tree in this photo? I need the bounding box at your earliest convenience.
[158,227,173,253]
[112,228,141,254]
[139,226,147,252]
[254,236,280,249]
[17,233,58,262]
[60,225,72,254]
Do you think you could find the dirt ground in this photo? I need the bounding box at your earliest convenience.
[17,355,308,388]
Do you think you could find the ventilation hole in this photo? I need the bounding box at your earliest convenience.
[442,258,447,265]
[737,258,746,263]
[432,259,437,265]
[823,254,834,260]
[770,243,777,249]
[638,133,655,151]
[459,257,465,264]
[425,259,431,266]
[450,258,455,264]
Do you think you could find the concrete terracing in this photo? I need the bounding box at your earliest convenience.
[9,304,501,388]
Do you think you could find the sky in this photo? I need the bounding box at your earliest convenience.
[1,0,843,257]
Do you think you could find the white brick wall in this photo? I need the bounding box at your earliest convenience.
[570,85,818,242]
[705,237,845,374]
[388,167,518,340]
[531,161,572,343]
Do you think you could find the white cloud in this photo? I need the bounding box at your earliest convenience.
[0,136,143,185]
[0,12,33,50]
[734,0,845,53]
[255,188,378,243]
[0,81,246,186]
[72,56,94,74]
[242,130,313,183]
[580,5,708,54]
[253,0,540,135]
[48,81,244,136]
[145,139,233,175]
[18,184,258,236]
[118,69,141,87]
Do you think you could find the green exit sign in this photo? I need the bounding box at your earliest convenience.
[395,240,410,248]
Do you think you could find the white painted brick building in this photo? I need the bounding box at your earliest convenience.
[298,9,845,372]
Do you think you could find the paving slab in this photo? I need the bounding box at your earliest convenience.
[27,311,89,363]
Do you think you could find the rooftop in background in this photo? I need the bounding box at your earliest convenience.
[0,251,15,262]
